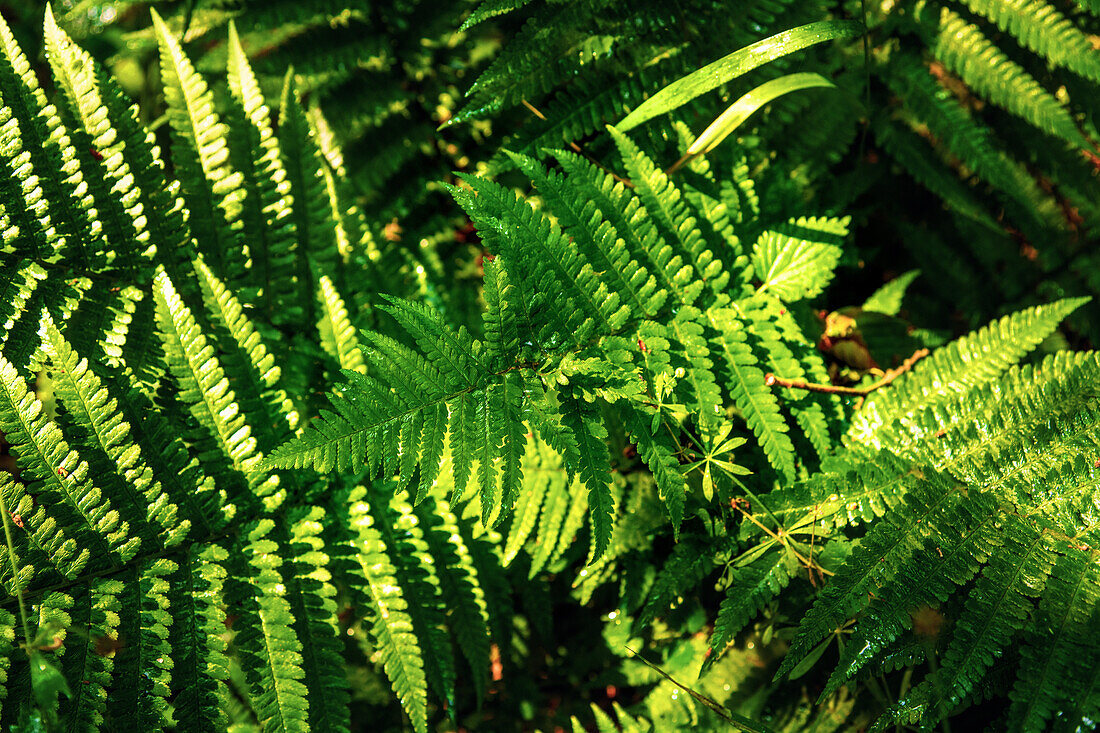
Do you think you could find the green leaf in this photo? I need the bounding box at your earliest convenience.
[786,635,832,681]
[619,20,863,131]
[752,218,846,301]
[862,270,920,316]
[688,73,839,156]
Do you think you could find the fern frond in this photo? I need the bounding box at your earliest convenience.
[862,270,920,316]
[706,307,795,480]
[549,149,688,309]
[930,7,1087,147]
[610,127,728,304]
[316,274,365,375]
[870,116,999,229]
[704,546,799,673]
[278,72,340,324]
[882,54,1060,229]
[167,544,231,732]
[1008,549,1100,731]
[451,173,621,347]
[0,261,46,360]
[57,580,121,729]
[282,508,351,733]
[193,257,298,448]
[40,316,189,550]
[374,491,456,712]
[481,256,520,370]
[0,10,102,270]
[958,0,1100,83]
[557,389,615,559]
[153,269,279,509]
[777,472,974,680]
[626,406,688,533]
[230,519,310,733]
[745,294,839,463]
[781,328,1100,729]
[514,439,588,576]
[43,6,195,293]
[152,9,247,285]
[849,297,1087,446]
[108,559,176,729]
[637,536,717,629]
[461,0,534,30]
[889,523,1055,727]
[341,486,428,733]
[0,352,133,578]
[414,494,492,705]
[224,20,299,323]
[506,150,664,320]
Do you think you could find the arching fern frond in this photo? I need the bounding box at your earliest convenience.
[152,9,247,287]
[769,307,1100,730]
[849,297,1088,446]
[929,7,1087,148]
[958,0,1100,83]
[40,316,189,551]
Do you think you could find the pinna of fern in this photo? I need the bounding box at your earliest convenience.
[0,8,503,732]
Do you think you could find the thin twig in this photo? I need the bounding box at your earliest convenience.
[728,500,832,578]
[765,348,929,397]
[520,99,585,155]
[520,98,547,121]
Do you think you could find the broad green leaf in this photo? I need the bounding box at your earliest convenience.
[752,223,845,301]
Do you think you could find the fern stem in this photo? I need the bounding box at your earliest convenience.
[765,348,929,396]
[625,646,770,733]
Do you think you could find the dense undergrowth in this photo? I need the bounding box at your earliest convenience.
[0,1,1096,731]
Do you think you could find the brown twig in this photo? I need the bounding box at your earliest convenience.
[520,98,634,188]
[520,99,584,155]
[765,348,930,398]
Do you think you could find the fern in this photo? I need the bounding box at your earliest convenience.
[928,7,1087,148]
[958,0,1100,83]
[765,304,1100,730]
[0,13,498,730]
[849,297,1088,446]
[268,131,848,553]
[3,2,1099,730]
[431,0,1100,345]
[153,9,248,287]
